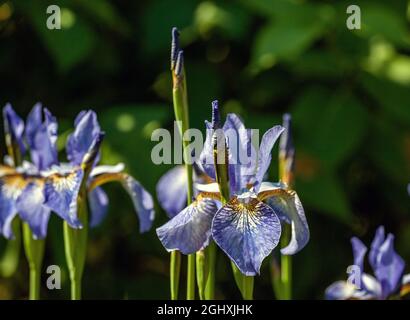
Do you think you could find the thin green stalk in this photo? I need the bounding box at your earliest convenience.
[280,224,292,300]
[276,113,294,300]
[22,222,45,300]
[172,38,195,300]
[170,251,181,300]
[186,254,196,300]
[63,191,88,300]
[204,241,216,299]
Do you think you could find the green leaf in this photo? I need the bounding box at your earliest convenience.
[292,88,368,169]
[20,2,96,72]
[297,172,353,224]
[250,1,333,71]
[361,73,410,125]
[361,4,410,47]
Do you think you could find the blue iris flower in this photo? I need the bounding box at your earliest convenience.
[157,101,309,276]
[0,104,155,240]
[325,226,409,300]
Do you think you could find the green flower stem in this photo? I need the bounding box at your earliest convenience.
[278,138,294,300]
[204,241,216,299]
[63,190,88,300]
[22,222,45,300]
[0,218,21,277]
[170,250,181,300]
[196,240,217,300]
[280,225,292,299]
[172,53,195,300]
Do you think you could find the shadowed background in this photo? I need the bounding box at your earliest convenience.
[0,0,409,299]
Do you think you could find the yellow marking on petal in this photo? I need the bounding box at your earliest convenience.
[48,172,78,193]
[257,188,295,202]
[401,283,410,298]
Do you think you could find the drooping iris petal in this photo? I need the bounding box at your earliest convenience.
[43,167,84,228]
[3,103,25,156]
[26,106,59,170]
[157,198,218,254]
[369,225,385,271]
[254,126,285,191]
[16,180,51,239]
[373,233,405,298]
[267,192,309,255]
[88,187,109,227]
[90,163,125,177]
[121,175,155,233]
[351,237,367,272]
[156,165,187,218]
[0,174,28,238]
[66,110,101,166]
[212,196,281,276]
[325,281,356,300]
[89,172,155,232]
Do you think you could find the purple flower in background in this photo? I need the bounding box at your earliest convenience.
[325,226,409,300]
[0,104,155,239]
[157,101,309,276]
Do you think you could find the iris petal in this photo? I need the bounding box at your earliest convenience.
[3,103,26,156]
[351,237,367,272]
[16,180,51,239]
[260,182,309,255]
[212,197,281,276]
[43,167,84,228]
[0,174,28,238]
[268,191,309,255]
[26,106,59,170]
[121,175,155,233]
[66,110,101,166]
[254,126,285,191]
[325,281,356,300]
[198,120,216,179]
[156,165,187,218]
[369,226,385,271]
[88,187,109,227]
[373,233,405,298]
[223,114,257,193]
[156,198,218,254]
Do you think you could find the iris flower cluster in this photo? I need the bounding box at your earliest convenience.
[326,226,410,300]
[0,104,154,239]
[156,101,309,276]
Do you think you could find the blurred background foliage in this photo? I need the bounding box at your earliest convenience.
[0,0,409,299]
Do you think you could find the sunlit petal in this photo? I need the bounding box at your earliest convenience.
[157,198,218,254]
[212,196,281,276]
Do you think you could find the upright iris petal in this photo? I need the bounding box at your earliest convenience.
[373,233,405,298]
[66,110,101,166]
[254,126,285,192]
[351,237,367,272]
[26,105,59,170]
[212,195,281,276]
[16,180,51,239]
[369,225,385,270]
[3,103,26,156]
[156,165,187,218]
[157,197,218,254]
[43,167,84,228]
